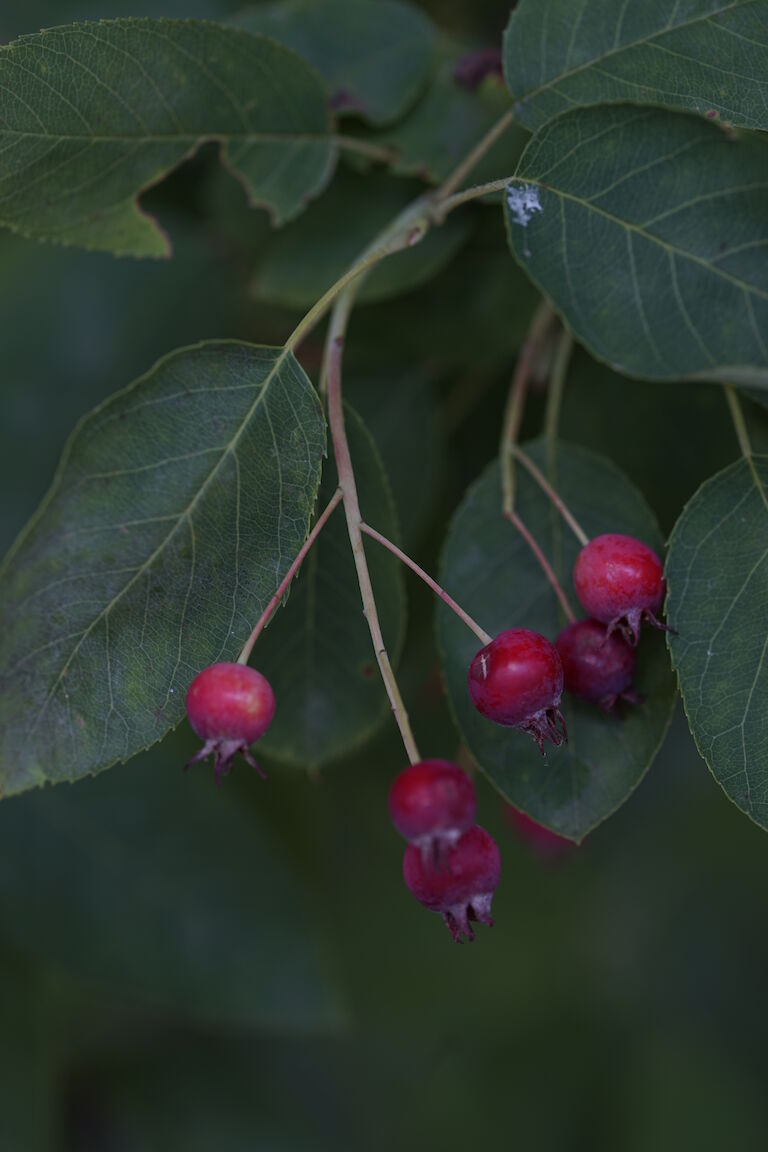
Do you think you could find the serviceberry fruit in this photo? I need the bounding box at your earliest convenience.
[468,628,567,752]
[573,533,666,645]
[505,804,573,861]
[403,825,501,943]
[185,662,275,785]
[389,760,476,858]
[555,618,638,711]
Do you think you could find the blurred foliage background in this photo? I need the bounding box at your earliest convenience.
[2,1,768,1149]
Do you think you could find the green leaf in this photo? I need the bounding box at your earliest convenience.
[0,341,325,798]
[667,455,768,829]
[504,0,768,132]
[0,19,336,255]
[0,743,346,1029]
[256,406,405,768]
[505,105,768,386]
[438,439,676,842]
[382,35,528,184]
[230,0,435,126]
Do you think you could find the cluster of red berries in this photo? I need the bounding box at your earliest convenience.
[182,532,666,941]
[390,759,500,942]
[467,533,666,749]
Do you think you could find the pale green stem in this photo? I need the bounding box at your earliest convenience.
[500,301,555,517]
[434,109,516,202]
[511,445,590,548]
[544,327,574,443]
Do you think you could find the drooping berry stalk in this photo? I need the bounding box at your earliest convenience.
[237,486,344,666]
[324,293,420,765]
[544,327,574,445]
[510,445,590,548]
[360,522,492,645]
[504,509,576,623]
[500,300,555,519]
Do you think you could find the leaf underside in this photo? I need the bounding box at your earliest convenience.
[438,439,676,842]
[0,18,336,255]
[504,0,768,132]
[0,341,326,797]
[505,104,768,385]
[667,455,768,830]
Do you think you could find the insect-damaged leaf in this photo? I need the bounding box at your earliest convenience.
[0,19,336,255]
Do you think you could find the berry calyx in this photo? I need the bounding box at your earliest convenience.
[185,662,275,785]
[402,825,501,943]
[555,618,638,711]
[389,760,476,857]
[573,533,666,645]
[505,804,574,861]
[467,628,567,752]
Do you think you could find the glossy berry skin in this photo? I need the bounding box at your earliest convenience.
[505,804,573,861]
[403,825,501,943]
[573,534,665,645]
[556,618,638,711]
[185,662,275,785]
[389,760,476,854]
[468,628,566,752]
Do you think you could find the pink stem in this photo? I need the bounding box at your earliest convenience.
[510,446,590,548]
[506,510,576,624]
[237,487,344,665]
[360,523,493,646]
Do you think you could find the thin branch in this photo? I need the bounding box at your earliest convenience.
[511,445,590,548]
[360,522,492,645]
[434,108,516,202]
[432,175,515,222]
[238,487,343,666]
[334,135,399,164]
[505,511,576,623]
[500,301,555,517]
[325,297,421,765]
[286,212,429,354]
[544,327,573,443]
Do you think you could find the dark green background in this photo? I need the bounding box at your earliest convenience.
[2,2,767,1149]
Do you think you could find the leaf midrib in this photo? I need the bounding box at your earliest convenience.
[514,0,750,105]
[0,129,332,143]
[28,344,291,734]
[517,176,768,303]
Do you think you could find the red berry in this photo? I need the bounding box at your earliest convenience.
[573,533,665,645]
[555,618,638,711]
[389,760,476,854]
[467,628,566,752]
[505,804,573,860]
[403,825,501,942]
[185,662,275,784]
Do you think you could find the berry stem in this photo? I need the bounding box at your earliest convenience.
[360,522,493,645]
[324,293,421,765]
[433,108,516,201]
[504,510,576,623]
[544,327,573,443]
[510,446,590,548]
[237,487,344,666]
[501,301,555,517]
